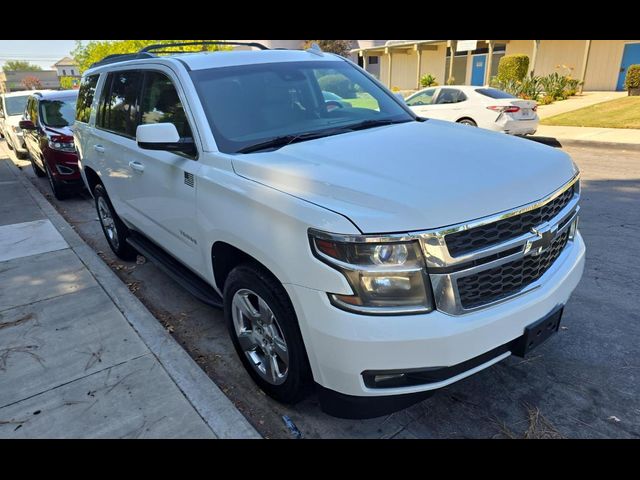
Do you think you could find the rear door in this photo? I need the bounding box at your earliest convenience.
[424,88,468,121]
[74,73,101,184]
[92,69,143,223]
[121,68,202,272]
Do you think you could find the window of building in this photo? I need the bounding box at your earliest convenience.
[97,70,142,137]
[368,56,379,65]
[62,69,66,76]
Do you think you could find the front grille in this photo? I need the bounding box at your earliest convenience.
[446,183,576,257]
[457,229,570,309]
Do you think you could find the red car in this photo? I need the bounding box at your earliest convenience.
[19,90,83,199]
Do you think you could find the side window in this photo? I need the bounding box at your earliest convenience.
[406,89,436,107]
[76,74,99,124]
[0,98,4,117]
[27,97,38,124]
[97,70,142,137]
[140,71,192,138]
[435,88,467,105]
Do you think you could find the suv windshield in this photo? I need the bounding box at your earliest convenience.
[40,99,77,128]
[190,60,414,153]
[5,95,30,116]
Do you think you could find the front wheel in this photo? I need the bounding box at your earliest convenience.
[457,118,477,127]
[44,162,68,200]
[224,264,313,404]
[30,155,46,178]
[94,183,137,261]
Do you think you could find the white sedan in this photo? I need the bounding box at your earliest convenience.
[404,85,538,135]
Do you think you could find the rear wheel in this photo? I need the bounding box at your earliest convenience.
[94,183,137,261]
[457,118,477,127]
[224,264,313,404]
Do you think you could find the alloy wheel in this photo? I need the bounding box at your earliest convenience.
[231,288,289,385]
[97,196,119,250]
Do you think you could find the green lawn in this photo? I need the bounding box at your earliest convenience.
[344,93,379,110]
[540,96,640,129]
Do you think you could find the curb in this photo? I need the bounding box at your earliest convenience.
[7,159,261,439]
[528,136,640,152]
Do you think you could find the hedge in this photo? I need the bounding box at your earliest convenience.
[497,55,530,83]
[625,64,640,90]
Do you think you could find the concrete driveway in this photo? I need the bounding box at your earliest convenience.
[3,140,639,439]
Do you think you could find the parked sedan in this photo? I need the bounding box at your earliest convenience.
[404,86,538,135]
[19,90,82,199]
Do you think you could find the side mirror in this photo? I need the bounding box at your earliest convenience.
[394,92,405,103]
[19,119,36,130]
[136,123,195,155]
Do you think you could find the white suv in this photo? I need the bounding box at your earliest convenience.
[74,42,585,418]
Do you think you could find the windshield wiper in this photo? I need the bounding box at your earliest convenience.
[347,118,410,131]
[237,128,349,154]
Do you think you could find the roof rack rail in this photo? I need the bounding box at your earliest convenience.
[139,41,269,53]
[90,52,156,69]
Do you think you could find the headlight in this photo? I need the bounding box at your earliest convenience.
[48,140,75,152]
[309,229,434,315]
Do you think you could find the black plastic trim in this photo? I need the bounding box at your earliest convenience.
[126,231,223,308]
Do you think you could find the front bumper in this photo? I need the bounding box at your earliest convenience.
[285,232,585,408]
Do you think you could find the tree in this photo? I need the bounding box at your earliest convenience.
[22,76,43,90]
[303,40,353,57]
[72,40,232,73]
[3,60,42,72]
[60,76,77,89]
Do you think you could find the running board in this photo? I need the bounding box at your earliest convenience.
[126,232,223,308]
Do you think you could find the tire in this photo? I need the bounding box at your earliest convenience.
[93,183,137,261]
[44,162,69,200]
[16,149,28,159]
[224,263,313,404]
[30,155,46,177]
[457,118,477,127]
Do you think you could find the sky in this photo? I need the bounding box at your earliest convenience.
[0,40,94,69]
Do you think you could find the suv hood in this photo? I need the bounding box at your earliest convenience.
[231,119,578,233]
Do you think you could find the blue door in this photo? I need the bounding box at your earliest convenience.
[471,54,486,86]
[617,43,640,91]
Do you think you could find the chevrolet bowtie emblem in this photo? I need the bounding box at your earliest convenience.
[526,225,558,256]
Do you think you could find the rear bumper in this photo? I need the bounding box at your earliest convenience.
[501,118,539,135]
[285,232,585,413]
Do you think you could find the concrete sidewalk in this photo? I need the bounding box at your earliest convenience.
[533,125,640,149]
[0,154,260,438]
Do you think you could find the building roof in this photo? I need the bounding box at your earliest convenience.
[53,56,77,67]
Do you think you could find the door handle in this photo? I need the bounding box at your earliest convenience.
[94,144,105,153]
[128,161,145,173]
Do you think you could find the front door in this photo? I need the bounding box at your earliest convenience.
[617,43,640,91]
[471,54,487,86]
[123,69,202,273]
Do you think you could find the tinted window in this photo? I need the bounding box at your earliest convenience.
[76,74,99,123]
[97,71,142,137]
[476,88,517,99]
[435,88,467,104]
[26,97,38,124]
[40,99,77,128]
[406,89,436,106]
[140,71,192,138]
[4,95,30,116]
